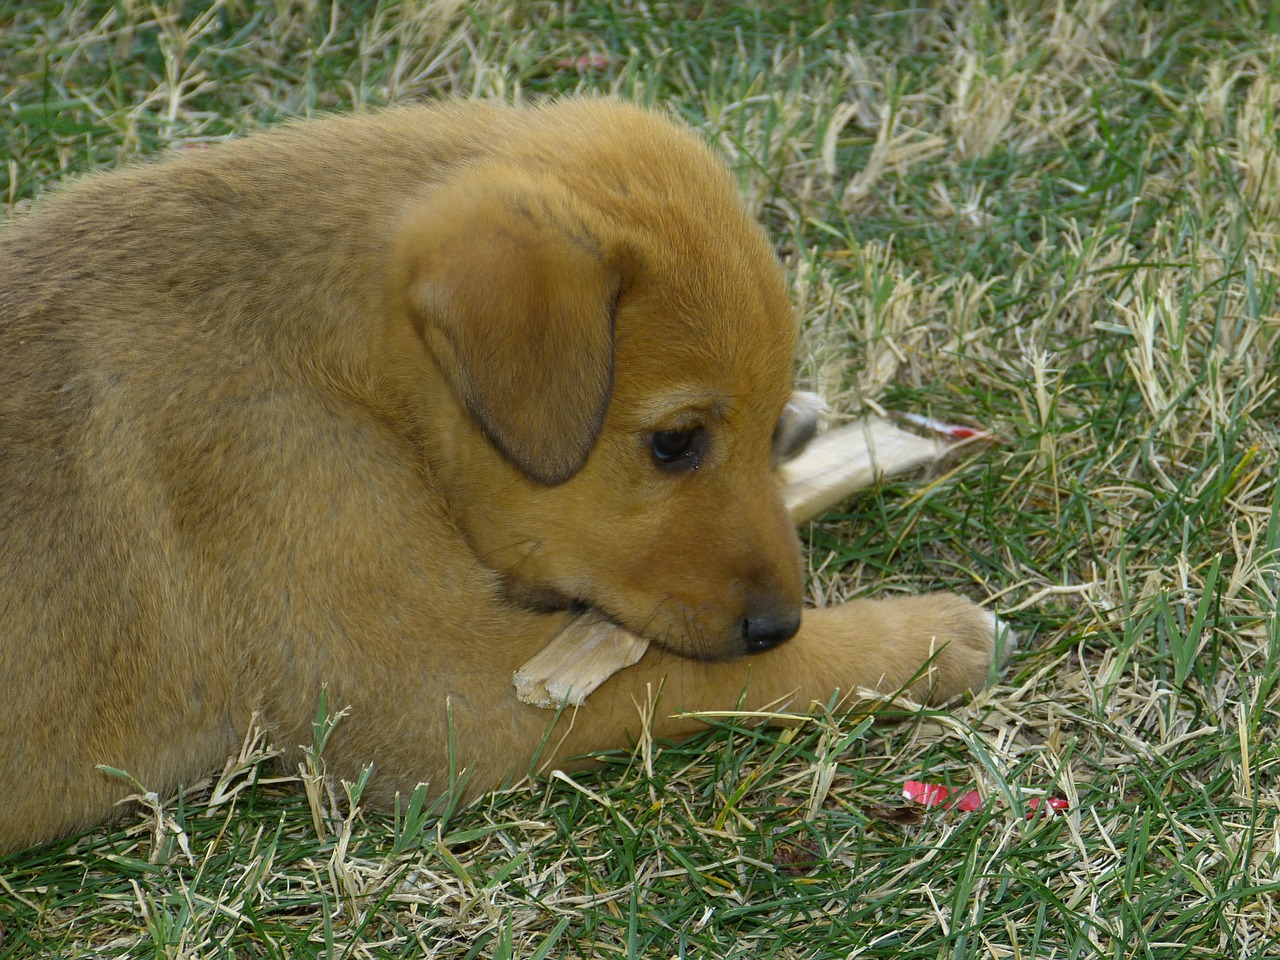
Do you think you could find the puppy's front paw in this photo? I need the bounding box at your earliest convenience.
[909,594,1015,704]
[809,593,1013,706]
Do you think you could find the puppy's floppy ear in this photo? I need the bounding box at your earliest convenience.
[392,167,623,485]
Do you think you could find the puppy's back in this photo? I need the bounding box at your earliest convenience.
[0,99,750,850]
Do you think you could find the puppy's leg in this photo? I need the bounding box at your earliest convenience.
[542,593,1008,763]
[308,595,1008,803]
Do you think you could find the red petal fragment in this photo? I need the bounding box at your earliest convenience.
[903,780,952,807]
[951,789,984,812]
[1026,796,1069,818]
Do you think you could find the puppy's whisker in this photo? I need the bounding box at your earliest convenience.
[464,537,542,579]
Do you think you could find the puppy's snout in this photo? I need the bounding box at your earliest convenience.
[741,605,802,653]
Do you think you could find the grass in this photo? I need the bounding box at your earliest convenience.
[2,0,1279,956]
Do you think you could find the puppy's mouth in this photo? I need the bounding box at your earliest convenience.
[499,576,622,630]
[499,574,702,657]
[498,575,580,615]
[499,571,799,661]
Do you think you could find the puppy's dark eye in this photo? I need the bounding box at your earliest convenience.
[650,427,704,471]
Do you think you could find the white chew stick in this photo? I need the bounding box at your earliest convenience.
[512,613,650,709]
[779,417,945,524]
[513,417,952,708]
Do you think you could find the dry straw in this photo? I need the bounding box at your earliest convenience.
[2,0,1279,956]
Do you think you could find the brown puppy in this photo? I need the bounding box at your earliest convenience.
[0,99,1001,853]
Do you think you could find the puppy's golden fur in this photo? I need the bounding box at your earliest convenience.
[0,99,999,852]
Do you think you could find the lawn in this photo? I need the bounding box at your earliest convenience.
[2,1,1278,957]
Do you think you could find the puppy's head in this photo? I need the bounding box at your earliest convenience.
[387,103,810,660]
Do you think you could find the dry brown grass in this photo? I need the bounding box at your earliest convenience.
[2,1,1279,957]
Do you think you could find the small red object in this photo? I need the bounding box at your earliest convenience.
[898,412,1001,444]
[1025,796,1069,818]
[903,780,1070,819]
[951,789,984,811]
[903,780,983,811]
[903,779,949,806]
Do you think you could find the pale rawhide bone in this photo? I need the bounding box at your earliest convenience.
[513,416,951,708]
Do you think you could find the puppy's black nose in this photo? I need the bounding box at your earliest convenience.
[741,608,802,653]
